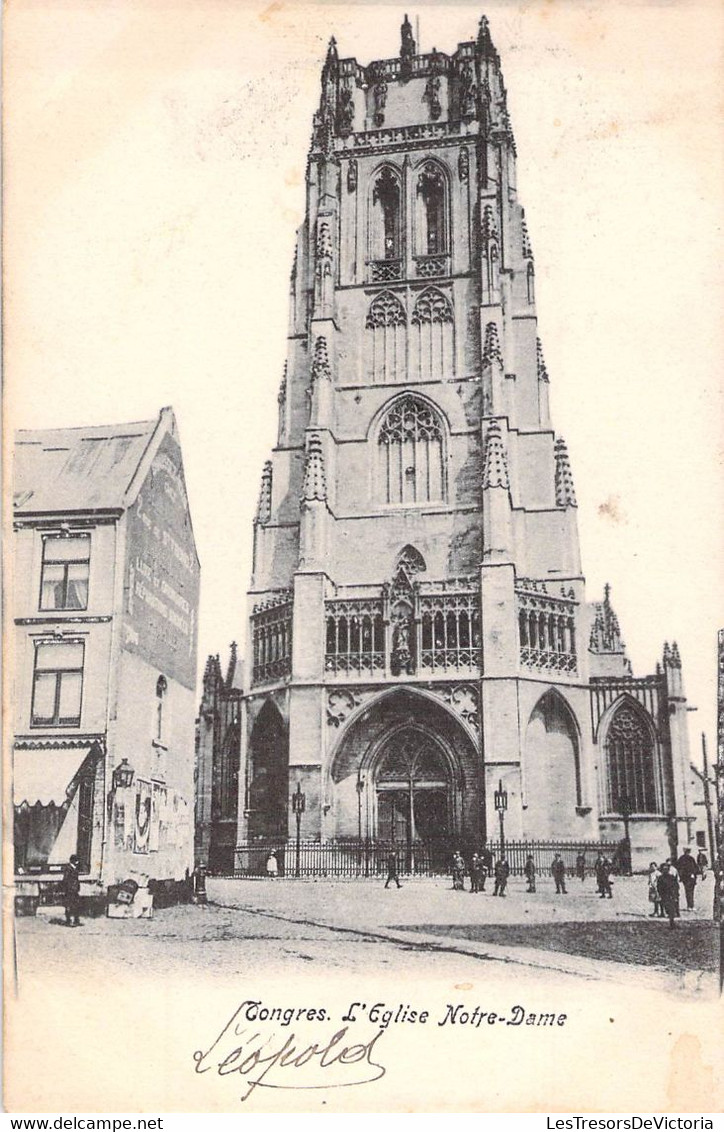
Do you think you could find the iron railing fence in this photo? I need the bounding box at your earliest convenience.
[225,838,622,879]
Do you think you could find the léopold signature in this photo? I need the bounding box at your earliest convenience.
[193,1001,387,1102]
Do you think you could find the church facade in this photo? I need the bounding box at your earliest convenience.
[196,16,699,871]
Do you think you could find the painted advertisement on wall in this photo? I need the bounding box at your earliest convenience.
[122,431,200,689]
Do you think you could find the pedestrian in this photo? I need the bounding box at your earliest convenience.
[266,851,278,879]
[481,845,493,876]
[524,854,536,893]
[647,861,663,918]
[676,847,699,911]
[452,851,465,891]
[696,848,708,880]
[656,863,680,929]
[665,858,681,917]
[384,851,401,889]
[575,852,586,882]
[62,854,82,927]
[469,853,481,894]
[595,854,613,899]
[493,856,510,897]
[478,853,488,893]
[551,853,567,894]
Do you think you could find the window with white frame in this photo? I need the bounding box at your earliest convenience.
[31,640,85,727]
[39,534,90,611]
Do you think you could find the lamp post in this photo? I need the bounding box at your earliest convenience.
[356,776,365,868]
[494,779,508,861]
[291,781,306,879]
[618,793,632,876]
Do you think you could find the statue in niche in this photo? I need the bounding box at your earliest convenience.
[391,606,414,675]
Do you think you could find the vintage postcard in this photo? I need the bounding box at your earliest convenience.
[4,0,723,1115]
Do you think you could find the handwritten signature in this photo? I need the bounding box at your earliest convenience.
[193,1001,387,1101]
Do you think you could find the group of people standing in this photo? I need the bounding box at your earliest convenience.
[647,847,707,928]
[452,849,511,896]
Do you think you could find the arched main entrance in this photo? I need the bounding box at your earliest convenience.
[376,727,452,846]
[330,688,481,867]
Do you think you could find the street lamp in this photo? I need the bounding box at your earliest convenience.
[494,779,508,861]
[618,793,632,876]
[112,758,135,790]
[291,781,306,878]
[107,758,135,820]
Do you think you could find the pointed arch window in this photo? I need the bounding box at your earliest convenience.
[395,545,426,577]
[604,703,659,814]
[411,286,454,381]
[526,261,535,304]
[366,291,407,383]
[370,167,402,276]
[377,395,444,505]
[416,163,448,256]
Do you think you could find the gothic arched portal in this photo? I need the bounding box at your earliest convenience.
[329,688,481,859]
[375,727,452,846]
[248,701,288,840]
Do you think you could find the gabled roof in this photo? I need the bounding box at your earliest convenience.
[14,413,160,515]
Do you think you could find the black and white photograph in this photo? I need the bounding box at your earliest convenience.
[4,0,723,1116]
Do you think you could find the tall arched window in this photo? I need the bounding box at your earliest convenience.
[526,261,535,304]
[366,291,407,383]
[377,395,444,505]
[370,167,401,279]
[155,675,167,743]
[416,162,447,257]
[604,702,659,814]
[411,286,454,381]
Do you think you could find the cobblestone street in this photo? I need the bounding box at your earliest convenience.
[14,872,717,994]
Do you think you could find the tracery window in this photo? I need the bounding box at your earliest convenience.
[366,291,407,384]
[325,599,385,675]
[420,593,480,671]
[377,395,444,505]
[395,545,426,577]
[410,287,454,381]
[416,163,447,257]
[604,704,659,814]
[370,167,402,280]
[251,594,293,685]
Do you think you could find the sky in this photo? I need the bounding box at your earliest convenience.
[5,0,723,763]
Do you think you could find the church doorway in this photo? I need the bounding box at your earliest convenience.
[376,728,451,845]
[330,688,481,861]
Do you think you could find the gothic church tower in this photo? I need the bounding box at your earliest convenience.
[204,16,698,871]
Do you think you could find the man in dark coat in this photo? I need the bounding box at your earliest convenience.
[524,854,536,893]
[62,854,82,927]
[657,863,680,929]
[384,851,401,889]
[676,848,699,910]
[493,857,510,897]
[551,853,567,894]
[595,855,613,898]
[469,853,481,894]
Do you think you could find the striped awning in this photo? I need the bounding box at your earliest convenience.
[13,747,94,808]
